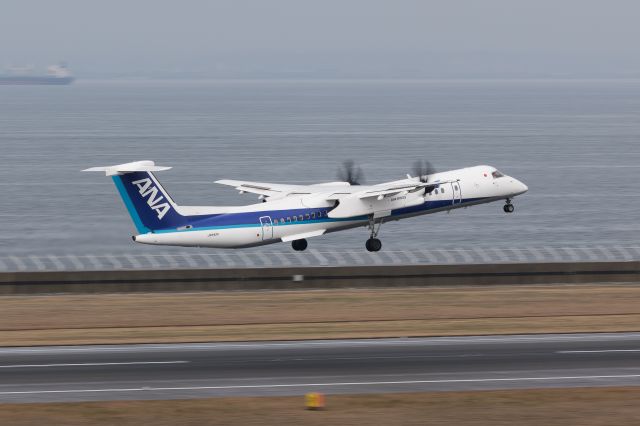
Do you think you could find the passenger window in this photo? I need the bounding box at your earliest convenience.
[311,212,316,219]
[434,189,439,194]
[454,185,458,190]
[441,187,445,193]
[298,215,303,221]
[305,214,310,220]
[273,219,278,224]
[292,216,297,222]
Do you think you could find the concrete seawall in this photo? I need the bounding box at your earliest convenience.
[1,261,640,295]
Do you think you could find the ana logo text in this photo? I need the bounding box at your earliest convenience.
[131,178,171,220]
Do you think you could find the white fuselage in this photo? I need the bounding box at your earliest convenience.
[133,165,528,249]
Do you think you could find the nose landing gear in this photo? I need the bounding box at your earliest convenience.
[503,199,515,213]
[366,237,382,252]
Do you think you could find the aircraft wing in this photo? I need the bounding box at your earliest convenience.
[354,179,458,200]
[327,178,459,219]
[215,178,457,203]
[214,180,313,197]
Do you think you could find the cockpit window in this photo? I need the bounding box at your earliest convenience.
[492,170,504,179]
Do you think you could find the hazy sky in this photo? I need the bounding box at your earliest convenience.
[3,0,640,77]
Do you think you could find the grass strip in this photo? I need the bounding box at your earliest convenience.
[2,388,640,426]
[2,284,640,346]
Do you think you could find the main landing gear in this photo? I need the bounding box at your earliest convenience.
[365,216,383,252]
[503,199,515,213]
[366,238,382,252]
[291,239,308,251]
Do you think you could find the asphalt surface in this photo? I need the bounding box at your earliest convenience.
[2,333,640,403]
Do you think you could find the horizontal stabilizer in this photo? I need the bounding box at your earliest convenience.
[82,160,171,176]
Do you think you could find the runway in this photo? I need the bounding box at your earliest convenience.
[2,333,640,403]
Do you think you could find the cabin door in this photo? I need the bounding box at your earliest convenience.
[451,181,462,205]
[259,216,273,240]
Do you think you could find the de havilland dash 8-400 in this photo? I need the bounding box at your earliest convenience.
[84,160,528,252]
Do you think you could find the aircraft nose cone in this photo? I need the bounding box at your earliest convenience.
[516,180,528,194]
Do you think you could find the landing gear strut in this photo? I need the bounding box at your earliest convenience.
[291,239,308,251]
[365,216,383,252]
[503,199,515,213]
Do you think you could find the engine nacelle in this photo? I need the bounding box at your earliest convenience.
[328,193,425,219]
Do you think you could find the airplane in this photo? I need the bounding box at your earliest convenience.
[83,160,528,252]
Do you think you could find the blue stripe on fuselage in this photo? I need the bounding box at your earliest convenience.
[390,197,486,216]
[154,209,363,233]
[150,197,490,234]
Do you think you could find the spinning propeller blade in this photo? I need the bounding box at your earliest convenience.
[412,160,436,183]
[337,160,365,185]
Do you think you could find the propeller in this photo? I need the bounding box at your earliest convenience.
[337,160,365,185]
[412,160,436,183]
[411,160,438,194]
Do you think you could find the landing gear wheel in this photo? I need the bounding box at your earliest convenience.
[291,239,308,251]
[503,203,515,213]
[365,238,382,252]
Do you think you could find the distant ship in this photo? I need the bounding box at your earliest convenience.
[0,64,75,85]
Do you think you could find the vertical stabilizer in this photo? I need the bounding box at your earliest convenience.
[83,161,187,233]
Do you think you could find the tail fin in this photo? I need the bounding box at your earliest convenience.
[83,161,188,233]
